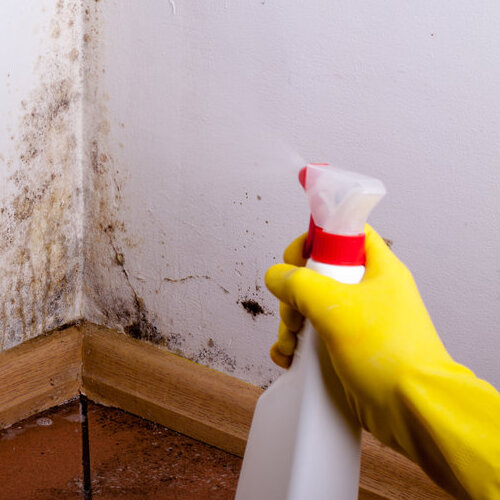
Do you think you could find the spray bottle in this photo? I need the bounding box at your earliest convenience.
[235,164,386,500]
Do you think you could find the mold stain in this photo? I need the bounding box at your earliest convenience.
[191,339,237,373]
[0,0,82,350]
[237,283,273,320]
[123,294,163,345]
[80,0,144,338]
[240,299,265,318]
[165,332,185,355]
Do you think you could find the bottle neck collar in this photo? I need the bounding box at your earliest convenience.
[303,217,366,266]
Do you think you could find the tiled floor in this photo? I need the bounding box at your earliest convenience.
[0,399,242,499]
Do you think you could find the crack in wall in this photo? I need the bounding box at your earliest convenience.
[163,275,211,284]
[162,274,230,294]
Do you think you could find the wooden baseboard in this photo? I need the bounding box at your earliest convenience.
[0,327,82,429]
[81,323,261,457]
[0,323,451,499]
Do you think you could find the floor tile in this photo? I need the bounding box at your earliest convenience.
[0,399,243,499]
[0,400,82,500]
[87,402,242,499]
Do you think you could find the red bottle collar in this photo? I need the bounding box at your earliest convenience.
[303,216,366,266]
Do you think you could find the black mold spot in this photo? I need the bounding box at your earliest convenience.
[241,299,265,317]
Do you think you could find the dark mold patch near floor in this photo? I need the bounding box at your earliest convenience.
[191,340,237,373]
[110,241,163,346]
[165,332,186,355]
[124,310,162,345]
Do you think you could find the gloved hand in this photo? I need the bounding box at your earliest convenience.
[265,225,500,500]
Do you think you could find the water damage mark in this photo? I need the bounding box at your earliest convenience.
[0,0,82,351]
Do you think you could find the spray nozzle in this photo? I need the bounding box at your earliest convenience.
[299,164,386,264]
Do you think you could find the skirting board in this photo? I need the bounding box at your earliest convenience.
[0,327,82,429]
[81,323,261,457]
[0,324,452,499]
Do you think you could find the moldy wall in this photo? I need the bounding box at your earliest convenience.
[0,1,84,351]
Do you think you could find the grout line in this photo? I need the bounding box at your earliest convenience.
[80,394,93,500]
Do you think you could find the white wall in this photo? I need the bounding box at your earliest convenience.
[92,0,500,388]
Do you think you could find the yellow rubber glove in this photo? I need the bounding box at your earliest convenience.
[265,225,500,500]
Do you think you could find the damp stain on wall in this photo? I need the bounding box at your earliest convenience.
[0,1,279,384]
[77,0,167,349]
[0,0,83,351]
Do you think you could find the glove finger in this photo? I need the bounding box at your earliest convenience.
[270,342,293,369]
[283,233,308,266]
[280,302,304,332]
[265,264,350,322]
[277,321,297,356]
[363,224,402,280]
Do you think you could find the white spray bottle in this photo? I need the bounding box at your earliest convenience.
[236,164,386,500]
